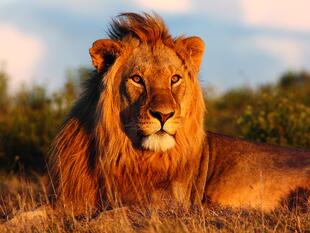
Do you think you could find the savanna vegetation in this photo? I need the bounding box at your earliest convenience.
[0,68,309,232]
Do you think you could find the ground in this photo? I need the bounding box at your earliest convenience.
[0,173,309,233]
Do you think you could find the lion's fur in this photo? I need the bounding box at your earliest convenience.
[48,13,310,215]
[48,13,205,214]
[204,132,310,211]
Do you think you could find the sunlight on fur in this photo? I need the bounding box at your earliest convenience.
[141,133,176,151]
[46,12,309,215]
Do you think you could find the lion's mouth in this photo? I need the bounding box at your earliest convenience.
[141,131,176,152]
[155,129,174,136]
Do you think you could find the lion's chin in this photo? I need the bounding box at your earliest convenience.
[141,133,176,152]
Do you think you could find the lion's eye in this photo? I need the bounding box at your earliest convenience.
[130,75,143,85]
[171,75,181,85]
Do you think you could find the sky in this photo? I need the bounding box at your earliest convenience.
[0,0,309,93]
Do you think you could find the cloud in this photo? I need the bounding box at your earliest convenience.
[37,0,105,14]
[0,0,19,9]
[133,0,192,13]
[252,36,305,68]
[36,0,133,17]
[240,0,310,31]
[192,0,243,22]
[0,23,44,91]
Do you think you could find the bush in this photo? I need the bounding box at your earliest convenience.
[0,67,90,174]
[205,87,254,135]
[0,86,62,173]
[237,92,310,148]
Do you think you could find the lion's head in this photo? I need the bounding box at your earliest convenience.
[49,13,206,213]
[90,13,205,152]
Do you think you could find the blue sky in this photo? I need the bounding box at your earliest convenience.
[0,0,309,93]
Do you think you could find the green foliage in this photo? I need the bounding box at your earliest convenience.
[0,67,91,173]
[205,87,254,135]
[279,70,310,89]
[237,93,310,148]
[0,70,9,112]
[205,70,310,149]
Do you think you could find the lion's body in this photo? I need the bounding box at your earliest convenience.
[48,13,310,215]
[203,132,310,211]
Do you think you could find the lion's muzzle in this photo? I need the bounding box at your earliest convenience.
[139,90,180,152]
[148,110,175,126]
[140,110,178,152]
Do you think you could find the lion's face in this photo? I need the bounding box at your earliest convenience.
[118,43,191,152]
[90,35,204,152]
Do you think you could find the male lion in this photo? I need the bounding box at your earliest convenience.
[48,12,310,215]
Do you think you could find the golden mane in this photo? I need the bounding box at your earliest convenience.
[108,12,174,46]
[48,13,205,214]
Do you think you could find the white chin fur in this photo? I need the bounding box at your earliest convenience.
[141,133,176,152]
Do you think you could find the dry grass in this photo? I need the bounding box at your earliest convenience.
[0,173,309,233]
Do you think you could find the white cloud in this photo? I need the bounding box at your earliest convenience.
[133,0,192,13]
[253,36,304,67]
[192,0,242,21]
[0,0,20,9]
[240,0,310,31]
[37,0,105,14]
[0,23,44,91]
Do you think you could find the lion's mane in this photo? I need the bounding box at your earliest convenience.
[48,13,205,214]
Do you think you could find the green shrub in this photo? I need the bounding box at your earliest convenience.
[0,86,62,173]
[0,68,90,173]
[237,92,310,148]
[205,87,254,135]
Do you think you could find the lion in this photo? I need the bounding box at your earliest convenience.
[47,12,310,215]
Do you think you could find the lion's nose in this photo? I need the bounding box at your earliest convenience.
[149,110,175,126]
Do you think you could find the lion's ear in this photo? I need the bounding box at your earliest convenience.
[175,36,205,72]
[89,39,122,72]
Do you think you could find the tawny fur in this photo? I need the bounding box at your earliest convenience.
[48,12,310,215]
